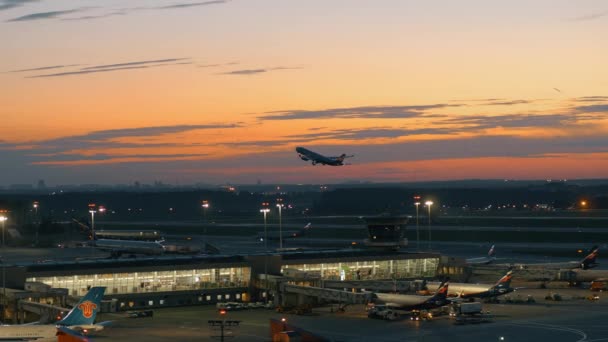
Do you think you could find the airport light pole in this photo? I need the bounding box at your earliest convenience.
[276,203,283,249]
[88,203,97,240]
[260,206,270,301]
[414,201,420,251]
[0,214,7,321]
[33,201,39,247]
[202,200,209,242]
[425,201,433,250]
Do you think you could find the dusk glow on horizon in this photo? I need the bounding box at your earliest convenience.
[1,0,607,186]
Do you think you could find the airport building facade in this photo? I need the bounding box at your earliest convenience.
[2,249,454,320]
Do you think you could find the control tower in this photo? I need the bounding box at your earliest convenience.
[363,214,409,249]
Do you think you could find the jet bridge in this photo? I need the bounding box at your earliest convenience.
[17,301,69,324]
[280,283,370,307]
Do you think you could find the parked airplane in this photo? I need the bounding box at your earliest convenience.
[508,245,599,270]
[57,287,109,335]
[258,223,312,241]
[0,287,106,341]
[296,147,354,166]
[89,238,165,258]
[369,281,450,311]
[466,245,497,265]
[427,271,514,299]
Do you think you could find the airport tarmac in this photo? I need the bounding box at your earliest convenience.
[95,288,608,342]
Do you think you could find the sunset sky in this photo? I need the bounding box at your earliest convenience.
[1,0,607,186]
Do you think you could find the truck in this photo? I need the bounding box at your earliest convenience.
[367,305,399,321]
[450,302,482,316]
[449,302,492,325]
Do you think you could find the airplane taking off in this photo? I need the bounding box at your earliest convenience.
[296,147,354,166]
[370,281,450,311]
[0,287,106,341]
[428,271,515,300]
[466,245,497,265]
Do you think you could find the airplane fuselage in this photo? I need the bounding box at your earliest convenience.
[372,293,446,311]
[0,325,58,341]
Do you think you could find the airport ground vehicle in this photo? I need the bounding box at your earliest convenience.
[367,305,399,321]
[591,281,606,292]
[450,302,493,325]
[410,309,433,321]
[126,310,154,318]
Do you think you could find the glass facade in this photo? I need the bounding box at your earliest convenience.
[281,258,439,281]
[27,267,251,296]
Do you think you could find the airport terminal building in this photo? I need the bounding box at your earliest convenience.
[0,248,460,321]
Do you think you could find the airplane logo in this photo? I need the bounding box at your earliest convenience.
[296,147,354,166]
[78,301,98,318]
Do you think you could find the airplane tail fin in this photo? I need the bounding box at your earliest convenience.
[428,280,449,305]
[57,287,106,326]
[491,270,513,291]
[488,245,496,257]
[580,245,599,270]
[300,223,312,235]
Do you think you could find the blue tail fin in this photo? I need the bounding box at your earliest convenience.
[58,287,106,326]
[581,245,599,270]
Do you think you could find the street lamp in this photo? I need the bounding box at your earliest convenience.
[0,214,7,321]
[88,203,97,240]
[425,201,433,250]
[33,201,39,247]
[414,201,420,251]
[260,208,270,251]
[260,206,270,301]
[201,200,209,241]
[276,203,283,249]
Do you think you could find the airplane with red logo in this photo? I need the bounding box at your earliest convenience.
[0,287,107,341]
[369,280,450,310]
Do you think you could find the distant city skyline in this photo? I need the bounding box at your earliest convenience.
[1,0,607,185]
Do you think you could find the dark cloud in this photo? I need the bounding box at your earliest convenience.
[443,113,575,129]
[220,66,303,75]
[571,10,608,21]
[258,104,456,121]
[482,100,532,106]
[8,1,228,22]
[574,104,608,113]
[288,127,460,141]
[33,153,209,163]
[0,0,38,11]
[157,1,228,10]
[7,8,80,21]
[198,61,239,68]
[81,58,189,71]
[7,64,81,73]
[61,11,126,21]
[26,59,191,78]
[575,96,608,102]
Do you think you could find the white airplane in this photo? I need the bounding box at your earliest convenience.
[90,238,165,258]
[466,245,497,265]
[0,287,107,341]
[427,271,515,300]
[506,245,599,271]
[370,281,450,310]
[296,147,354,166]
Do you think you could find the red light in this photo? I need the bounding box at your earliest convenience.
[219,309,227,315]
